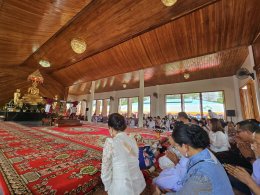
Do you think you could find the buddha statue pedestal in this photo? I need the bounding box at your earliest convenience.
[22,94,44,106]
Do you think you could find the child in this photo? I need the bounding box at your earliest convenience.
[153,147,188,192]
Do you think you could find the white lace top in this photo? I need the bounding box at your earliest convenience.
[101,132,146,195]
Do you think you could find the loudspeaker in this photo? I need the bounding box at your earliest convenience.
[226,110,235,117]
[86,108,89,112]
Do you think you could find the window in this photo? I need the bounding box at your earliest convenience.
[92,100,96,115]
[118,96,150,117]
[144,96,151,116]
[129,97,138,117]
[95,100,103,115]
[183,93,201,118]
[166,94,182,116]
[165,91,225,118]
[92,99,110,116]
[202,91,225,119]
[118,98,128,116]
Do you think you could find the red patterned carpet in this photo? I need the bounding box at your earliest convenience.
[0,122,102,195]
[0,122,169,194]
[33,123,170,151]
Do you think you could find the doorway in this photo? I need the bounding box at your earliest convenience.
[239,80,260,120]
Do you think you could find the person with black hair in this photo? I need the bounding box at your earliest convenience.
[191,118,199,125]
[225,125,260,195]
[156,124,233,195]
[177,112,190,124]
[101,113,146,195]
[236,119,260,143]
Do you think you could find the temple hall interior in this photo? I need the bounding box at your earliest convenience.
[0,0,260,194]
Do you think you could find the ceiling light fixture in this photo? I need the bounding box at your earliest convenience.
[184,72,190,80]
[71,38,87,54]
[161,0,177,7]
[39,59,51,68]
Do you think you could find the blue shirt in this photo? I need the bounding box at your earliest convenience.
[167,149,234,195]
[252,158,260,186]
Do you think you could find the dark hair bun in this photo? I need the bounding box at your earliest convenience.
[173,124,210,149]
[186,125,210,148]
[108,113,127,131]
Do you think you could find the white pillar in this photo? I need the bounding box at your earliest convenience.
[155,85,160,117]
[128,98,132,117]
[87,81,95,122]
[109,91,116,114]
[102,99,108,116]
[232,76,243,122]
[138,70,144,127]
[249,45,260,112]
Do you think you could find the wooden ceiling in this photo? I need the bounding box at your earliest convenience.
[253,34,260,84]
[0,0,92,105]
[54,0,260,87]
[0,0,260,105]
[71,46,248,93]
[253,35,260,71]
[0,0,92,67]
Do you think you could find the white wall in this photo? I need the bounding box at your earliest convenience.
[239,47,260,114]
[71,76,242,123]
[239,54,254,88]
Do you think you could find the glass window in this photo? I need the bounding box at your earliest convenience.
[183,93,201,118]
[118,98,128,116]
[129,97,138,117]
[94,100,102,115]
[202,91,225,119]
[166,94,182,116]
[92,100,96,115]
[144,96,151,116]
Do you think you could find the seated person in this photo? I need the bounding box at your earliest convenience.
[153,156,188,192]
[131,133,156,170]
[225,122,260,195]
[153,135,188,192]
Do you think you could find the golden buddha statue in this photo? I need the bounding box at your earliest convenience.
[28,81,40,96]
[52,95,59,110]
[22,81,44,105]
[14,89,22,107]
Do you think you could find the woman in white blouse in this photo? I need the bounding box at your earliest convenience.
[208,118,230,153]
[101,113,146,195]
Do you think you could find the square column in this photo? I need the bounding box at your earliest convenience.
[138,70,144,127]
[87,81,95,122]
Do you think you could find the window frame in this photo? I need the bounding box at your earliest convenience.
[165,90,226,118]
[117,96,151,116]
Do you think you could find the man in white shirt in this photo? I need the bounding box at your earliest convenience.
[129,117,135,128]
[147,117,155,129]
